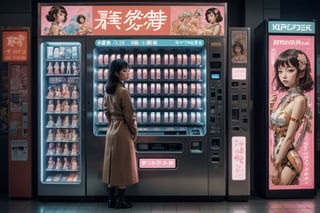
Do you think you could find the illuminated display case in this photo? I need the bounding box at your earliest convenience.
[93,39,207,137]
[39,41,82,184]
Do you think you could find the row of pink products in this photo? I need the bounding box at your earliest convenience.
[45,173,80,182]
[97,111,203,124]
[47,84,79,98]
[97,53,202,65]
[47,156,79,170]
[47,99,79,113]
[47,115,79,128]
[97,83,203,95]
[47,142,79,156]
[47,128,78,142]
[97,97,203,110]
[96,68,203,80]
[47,61,79,75]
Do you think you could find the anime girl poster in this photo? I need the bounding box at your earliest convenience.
[268,35,315,190]
[40,6,93,36]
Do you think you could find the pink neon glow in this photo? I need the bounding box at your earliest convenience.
[139,158,176,169]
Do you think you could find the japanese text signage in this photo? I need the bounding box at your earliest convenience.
[268,21,315,34]
[2,31,28,62]
[40,4,226,36]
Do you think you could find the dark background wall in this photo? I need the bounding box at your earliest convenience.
[0,0,318,195]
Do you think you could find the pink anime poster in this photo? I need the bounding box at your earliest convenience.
[268,35,315,190]
[170,5,225,36]
[40,6,93,36]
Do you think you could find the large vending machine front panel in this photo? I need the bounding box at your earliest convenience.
[85,3,228,197]
[36,2,228,197]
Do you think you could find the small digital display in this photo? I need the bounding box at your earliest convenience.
[210,72,221,80]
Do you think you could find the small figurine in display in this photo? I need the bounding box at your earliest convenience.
[71,129,78,141]
[47,86,55,98]
[55,157,63,170]
[47,129,54,141]
[55,115,62,127]
[55,100,62,112]
[47,115,55,127]
[63,157,70,169]
[47,142,56,155]
[55,86,62,98]
[54,62,60,75]
[64,129,71,141]
[71,157,78,170]
[55,128,63,141]
[71,100,78,112]
[72,62,79,75]
[47,156,55,169]
[71,85,79,98]
[47,100,54,112]
[62,100,70,112]
[56,142,62,154]
[60,61,65,74]
[47,62,53,75]
[62,115,70,127]
[66,62,71,74]
[71,142,78,155]
[71,115,78,127]
[63,143,70,155]
[63,85,71,98]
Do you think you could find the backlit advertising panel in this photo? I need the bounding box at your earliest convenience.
[40,5,225,36]
[268,35,315,190]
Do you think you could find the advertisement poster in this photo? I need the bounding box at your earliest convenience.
[268,35,315,190]
[231,30,248,63]
[40,5,225,36]
[2,31,28,62]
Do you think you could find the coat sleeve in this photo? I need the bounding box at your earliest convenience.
[104,95,111,122]
[120,88,138,137]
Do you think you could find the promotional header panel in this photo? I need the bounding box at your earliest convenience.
[40,4,226,36]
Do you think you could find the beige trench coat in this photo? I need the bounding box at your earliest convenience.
[102,84,138,186]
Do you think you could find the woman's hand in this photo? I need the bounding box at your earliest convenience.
[269,93,277,111]
[270,163,281,185]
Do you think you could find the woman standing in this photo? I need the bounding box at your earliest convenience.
[102,59,138,209]
[269,49,313,185]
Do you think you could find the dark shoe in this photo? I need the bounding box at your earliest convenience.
[115,188,132,209]
[107,187,116,208]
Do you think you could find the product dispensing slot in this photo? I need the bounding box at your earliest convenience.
[136,142,183,152]
[210,61,221,69]
[211,153,220,163]
[211,138,220,149]
[232,109,239,121]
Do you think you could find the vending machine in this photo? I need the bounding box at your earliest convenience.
[254,19,316,198]
[35,2,250,198]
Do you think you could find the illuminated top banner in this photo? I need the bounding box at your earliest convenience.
[268,21,315,34]
[40,4,226,36]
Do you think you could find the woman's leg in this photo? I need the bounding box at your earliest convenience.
[116,185,132,209]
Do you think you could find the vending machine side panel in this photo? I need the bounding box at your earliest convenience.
[227,27,251,201]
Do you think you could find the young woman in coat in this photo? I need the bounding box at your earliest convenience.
[102,59,138,209]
